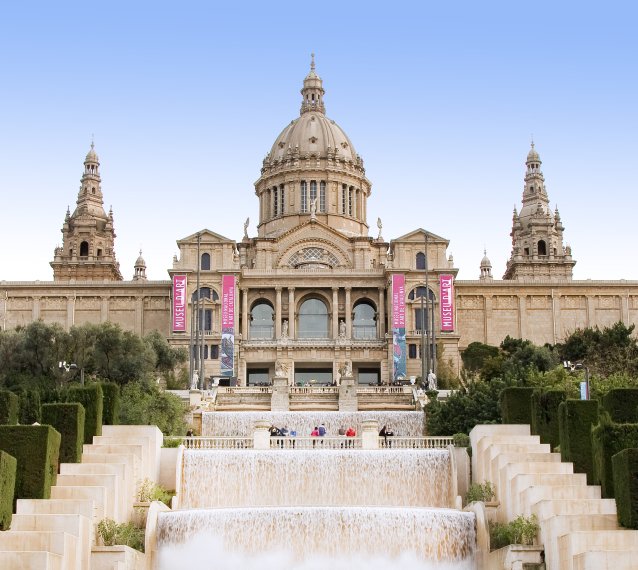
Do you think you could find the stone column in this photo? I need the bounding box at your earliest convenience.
[288,288,295,338]
[361,419,379,450]
[253,419,271,450]
[101,296,109,323]
[622,294,629,324]
[484,295,493,345]
[517,295,527,340]
[271,376,290,412]
[332,287,339,338]
[32,296,40,321]
[275,287,282,338]
[241,288,248,339]
[586,295,595,328]
[378,287,385,338]
[345,287,352,338]
[135,296,144,336]
[66,296,75,330]
[552,292,560,344]
[234,283,240,340]
[338,375,358,412]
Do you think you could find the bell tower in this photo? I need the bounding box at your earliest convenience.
[503,143,575,281]
[51,143,123,281]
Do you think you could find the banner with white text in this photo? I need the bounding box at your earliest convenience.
[172,275,187,332]
[391,274,406,382]
[221,275,236,377]
[439,274,455,332]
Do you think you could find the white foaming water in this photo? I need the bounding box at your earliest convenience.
[202,411,425,437]
[156,507,476,570]
[180,449,452,509]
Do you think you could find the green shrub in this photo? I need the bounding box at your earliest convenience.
[499,387,534,425]
[67,384,103,444]
[612,448,638,529]
[97,518,145,552]
[100,382,120,426]
[603,388,638,423]
[0,451,17,530]
[162,437,183,448]
[592,416,638,498]
[559,399,599,484]
[136,478,174,506]
[41,403,85,464]
[18,389,41,424]
[465,481,496,504]
[531,389,566,449]
[489,515,539,551]
[0,391,19,425]
[452,433,470,447]
[0,425,60,505]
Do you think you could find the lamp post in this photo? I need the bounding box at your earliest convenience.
[563,360,589,400]
[59,361,85,386]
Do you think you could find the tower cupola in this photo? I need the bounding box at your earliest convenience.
[133,249,147,281]
[300,53,325,115]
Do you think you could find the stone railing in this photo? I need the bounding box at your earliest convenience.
[356,386,412,395]
[269,436,362,450]
[216,387,272,395]
[289,386,339,395]
[378,436,454,449]
[181,437,254,449]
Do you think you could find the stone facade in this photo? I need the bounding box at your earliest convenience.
[2,59,638,383]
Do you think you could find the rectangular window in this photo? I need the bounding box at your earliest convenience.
[210,345,219,359]
[341,185,347,214]
[280,184,285,215]
[415,308,428,331]
[319,181,326,212]
[301,181,308,212]
[273,187,278,217]
[409,344,417,359]
[310,180,317,204]
[348,187,353,216]
[204,309,213,332]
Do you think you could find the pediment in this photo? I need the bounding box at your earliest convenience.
[177,228,234,245]
[391,227,449,245]
[273,222,355,269]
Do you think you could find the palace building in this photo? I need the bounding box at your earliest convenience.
[2,59,638,385]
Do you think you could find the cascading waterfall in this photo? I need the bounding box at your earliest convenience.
[156,447,476,569]
[202,410,425,437]
[180,449,453,509]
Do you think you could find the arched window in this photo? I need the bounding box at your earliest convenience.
[298,298,329,339]
[250,302,274,339]
[408,286,435,301]
[416,252,426,270]
[80,241,89,257]
[538,240,547,256]
[191,287,218,302]
[353,301,376,339]
[201,253,211,270]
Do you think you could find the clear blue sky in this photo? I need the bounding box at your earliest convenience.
[1,1,636,281]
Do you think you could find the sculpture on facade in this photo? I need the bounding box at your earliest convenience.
[309,197,318,220]
[243,217,250,239]
[275,359,288,378]
[377,217,383,240]
[338,360,353,380]
[339,319,346,338]
[281,319,289,338]
[191,369,199,390]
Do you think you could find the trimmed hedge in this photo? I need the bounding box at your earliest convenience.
[559,399,599,484]
[499,387,534,425]
[0,391,19,425]
[67,384,103,444]
[612,448,638,529]
[0,450,17,530]
[531,389,566,450]
[18,389,41,424]
[603,388,638,424]
[100,382,120,426]
[0,425,60,504]
[42,403,85,464]
[592,418,638,498]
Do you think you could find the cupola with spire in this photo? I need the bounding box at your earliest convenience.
[133,250,147,281]
[479,249,493,281]
[255,55,372,240]
[503,143,575,281]
[51,141,123,281]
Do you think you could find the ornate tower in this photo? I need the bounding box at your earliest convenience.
[255,55,371,238]
[133,250,147,281]
[503,143,575,281]
[51,143,123,281]
[479,249,493,281]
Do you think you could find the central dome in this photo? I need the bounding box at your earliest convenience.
[268,112,358,164]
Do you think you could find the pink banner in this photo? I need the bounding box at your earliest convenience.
[391,274,405,328]
[172,275,187,332]
[439,274,455,332]
[222,275,235,328]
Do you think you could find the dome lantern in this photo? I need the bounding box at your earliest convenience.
[300,53,325,115]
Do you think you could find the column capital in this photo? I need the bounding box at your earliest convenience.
[275,286,283,292]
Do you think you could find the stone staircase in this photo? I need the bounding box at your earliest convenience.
[0,425,162,570]
[470,424,638,570]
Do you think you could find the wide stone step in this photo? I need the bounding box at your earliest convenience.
[0,531,77,570]
[558,530,638,570]
[16,499,95,522]
[56,473,119,521]
[50,486,107,523]
[532,498,617,521]
[521,484,602,516]
[0,551,63,570]
[573,549,638,570]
